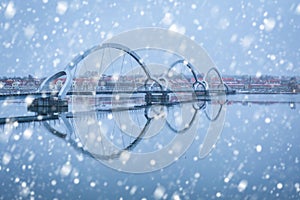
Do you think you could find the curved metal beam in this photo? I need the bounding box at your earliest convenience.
[169,59,199,85]
[204,67,225,91]
[41,43,156,99]
[166,108,198,134]
[38,70,67,92]
[58,69,72,99]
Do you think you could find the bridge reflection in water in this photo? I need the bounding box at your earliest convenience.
[1,94,298,173]
[28,88,226,172]
[0,95,226,172]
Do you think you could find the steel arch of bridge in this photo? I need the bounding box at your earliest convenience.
[39,43,159,99]
[38,42,217,99]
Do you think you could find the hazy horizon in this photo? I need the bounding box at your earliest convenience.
[0,1,299,78]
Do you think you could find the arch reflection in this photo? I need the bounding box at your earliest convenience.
[27,98,226,172]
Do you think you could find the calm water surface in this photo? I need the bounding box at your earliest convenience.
[0,94,299,199]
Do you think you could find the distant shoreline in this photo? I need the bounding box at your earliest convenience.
[0,74,299,95]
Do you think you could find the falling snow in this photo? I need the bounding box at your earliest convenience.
[237,180,248,192]
[4,1,16,19]
[264,117,271,124]
[56,1,68,15]
[0,1,299,199]
[263,18,276,32]
[153,185,166,200]
[60,162,72,177]
[256,144,262,153]
[2,152,12,165]
[23,128,33,140]
[277,182,283,190]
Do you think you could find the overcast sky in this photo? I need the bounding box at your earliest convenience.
[0,0,299,78]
